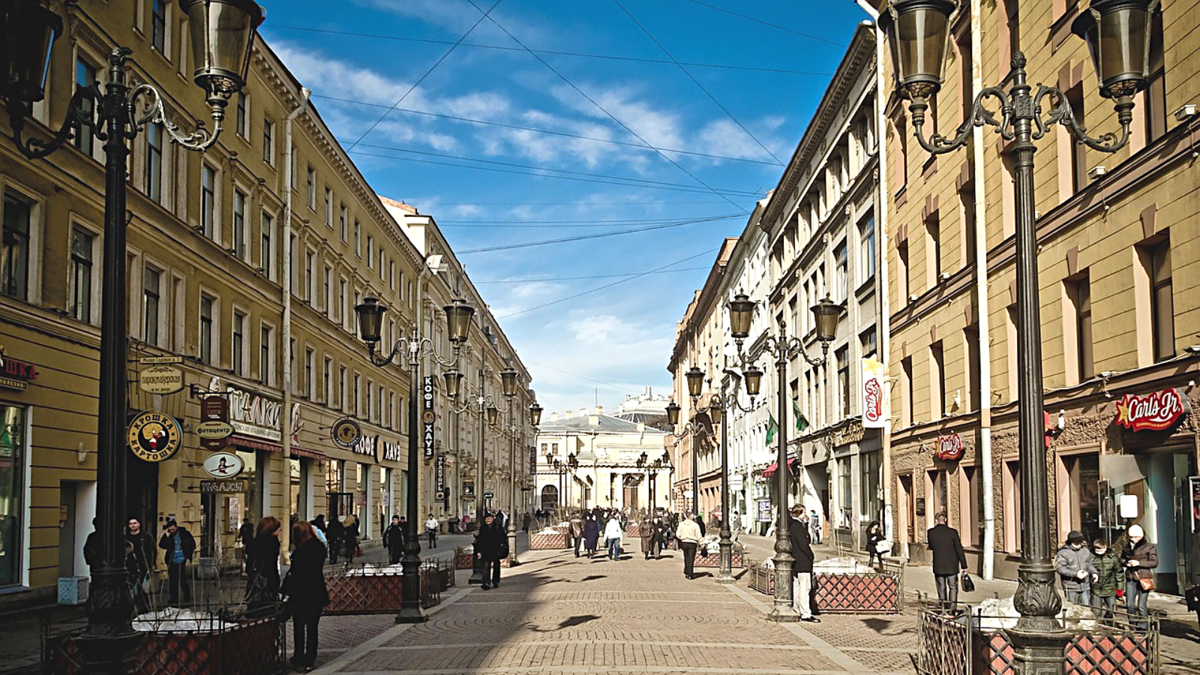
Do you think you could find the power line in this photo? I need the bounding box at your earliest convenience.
[462,0,750,215]
[475,266,709,283]
[525,360,635,392]
[498,248,719,319]
[404,199,736,206]
[347,149,767,197]
[269,25,832,76]
[458,215,739,254]
[683,0,845,47]
[440,214,742,225]
[312,94,784,167]
[345,0,503,152]
[612,0,783,165]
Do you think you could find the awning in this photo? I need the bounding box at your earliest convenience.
[762,457,799,478]
[229,435,326,460]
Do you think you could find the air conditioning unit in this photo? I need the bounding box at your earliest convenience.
[58,576,89,605]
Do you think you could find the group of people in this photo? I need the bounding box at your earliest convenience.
[307,514,359,565]
[1055,524,1158,626]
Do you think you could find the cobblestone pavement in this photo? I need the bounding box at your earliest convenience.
[310,543,910,675]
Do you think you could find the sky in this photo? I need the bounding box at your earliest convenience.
[258,0,868,415]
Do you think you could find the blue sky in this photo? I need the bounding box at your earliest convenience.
[259,0,867,415]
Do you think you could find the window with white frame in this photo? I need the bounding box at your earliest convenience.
[74,57,99,156]
[232,310,247,376]
[68,227,95,323]
[232,189,247,260]
[260,324,274,385]
[143,267,162,346]
[200,163,217,239]
[306,166,316,210]
[262,118,274,166]
[151,0,167,53]
[354,220,361,256]
[324,188,333,228]
[260,211,273,280]
[858,211,875,285]
[1,189,33,301]
[366,235,373,268]
[145,121,164,203]
[339,206,347,242]
[388,261,395,290]
[305,347,315,399]
[199,294,216,364]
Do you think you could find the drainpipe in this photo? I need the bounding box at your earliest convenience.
[854,3,896,553]
[969,0,996,581]
[282,87,311,534]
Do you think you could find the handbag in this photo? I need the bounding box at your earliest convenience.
[875,540,892,554]
[1137,574,1155,592]
[961,572,976,593]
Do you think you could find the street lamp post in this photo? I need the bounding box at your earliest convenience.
[445,370,493,584]
[0,1,263,669]
[355,296,474,623]
[877,1,1157,670]
[725,293,839,621]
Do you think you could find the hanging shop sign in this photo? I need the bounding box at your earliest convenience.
[830,420,865,447]
[861,357,888,429]
[934,432,965,462]
[352,435,379,463]
[529,447,537,475]
[483,490,495,500]
[0,346,38,391]
[200,479,247,494]
[436,453,446,494]
[210,376,301,443]
[422,376,435,459]
[138,365,184,395]
[198,395,233,450]
[463,481,476,498]
[128,411,182,463]
[381,439,402,463]
[331,417,361,449]
[202,452,245,478]
[1115,388,1189,432]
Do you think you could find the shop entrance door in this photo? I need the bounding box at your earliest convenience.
[899,474,915,544]
[327,492,354,522]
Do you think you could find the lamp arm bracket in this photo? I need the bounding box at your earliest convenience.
[368,341,401,368]
[7,85,98,160]
[1033,84,1131,153]
[910,86,1011,156]
[129,83,223,152]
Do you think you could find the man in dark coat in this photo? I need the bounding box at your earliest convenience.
[788,506,818,622]
[126,517,156,615]
[158,519,196,606]
[327,517,345,564]
[383,515,406,565]
[927,511,968,612]
[475,512,504,590]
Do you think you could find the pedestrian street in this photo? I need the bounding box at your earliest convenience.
[309,543,917,675]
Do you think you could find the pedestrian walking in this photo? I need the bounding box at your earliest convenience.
[676,513,702,580]
[1090,538,1120,623]
[730,510,742,542]
[569,511,584,557]
[865,520,886,569]
[651,517,667,560]
[342,514,359,563]
[476,512,504,590]
[238,516,254,567]
[245,516,282,617]
[640,515,653,560]
[695,513,706,538]
[283,521,329,672]
[522,511,531,532]
[927,511,968,614]
[1121,524,1157,629]
[1055,530,1097,606]
[604,514,624,561]
[425,513,439,549]
[327,516,344,564]
[310,515,328,547]
[788,506,819,622]
[810,510,823,544]
[125,517,155,616]
[583,514,600,558]
[158,519,195,606]
[383,515,405,564]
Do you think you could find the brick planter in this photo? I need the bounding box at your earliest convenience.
[528,532,568,550]
[812,571,900,614]
[694,551,744,568]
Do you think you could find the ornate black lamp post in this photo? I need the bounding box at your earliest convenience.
[878,0,1157,670]
[492,366,523,567]
[726,292,838,620]
[355,296,473,622]
[665,364,707,515]
[0,1,262,669]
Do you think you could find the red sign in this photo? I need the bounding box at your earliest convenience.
[0,347,38,391]
[935,433,964,461]
[1115,388,1189,432]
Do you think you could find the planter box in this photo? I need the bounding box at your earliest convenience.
[813,572,900,613]
[978,626,1157,675]
[455,553,473,570]
[694,551,744,568]
[749,562,776,595]
[528,532,568,550]
[324,565,445,614]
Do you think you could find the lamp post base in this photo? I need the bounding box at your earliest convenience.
[395,550,426,624]
[75,631,143,675]
[395,607,427,624]
[1008,625,1068,675]
[717,534,734,584]
[507,527,519,567]
[767,606,801,622]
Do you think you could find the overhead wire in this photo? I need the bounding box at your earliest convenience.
[312,94,784,167]
[612,0,783,165]
[457,215,741,254]
[344,0,504,152]
[462,0,751,214]
[683,0,845,47]
[440,214,742,225]
[497,248,720,319]
[475,266,709,283]
[268,25,832,76]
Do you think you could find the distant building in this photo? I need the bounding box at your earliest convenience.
[613,388,670,424]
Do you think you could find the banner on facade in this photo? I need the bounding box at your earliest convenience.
[436,453,446,493]
[529,447,537,475]
[422,376,435,459]
[861,357,887,429]
[1115,388,1189,432]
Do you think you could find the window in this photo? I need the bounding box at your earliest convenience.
[74,58,98,155]
[262,119,274,165]
[323,266,332,316]
[354,220,361,256]
[901,356,914,426]
[928,469,948,517]
[860,327,877,360]
[232,311,246,375]
[1063,453,1101,543]
[353,374,360,416]
[339,366,347,410]
[896,116,909,188]
[232,190,247,260]
[260,325,273,385]
[834,240,848,302]
[926,211,941,283]
[1003,460,1022,552]
[234,93,248,138]
[930,341,945,418]
[838,457,852,528]
[199,295,215,364]
[1067,88,1087,193]
[962,465,983,546]
[142,121,164,202]
[323,357,332,403]
[1143,8,1166,142]
[151,0,167,52]
[306,166,316,210]
[836,346,850,419]
[1067,274,1093,381]
[1140,237,1174,361]
[260,212,273,279]
[68,228,95,323]
[959,183,976,267]
[1,191,32,301]
[367,235,374,267]
[305,251,315,302]
[858,212,875,284]
[388,261,395,290]
[305,348,314,399]
[339,206,347,242]
[378,385,385,424]
[339,280,347,326]
[378,251,385,280]
[964,323,981,410]
[201,164,216,238]
[144,268,161,346]
[0,406,27,586]
[896,240,909,303]
[860,451,881,525]
[956,25,972,125]
[324,189,333,228]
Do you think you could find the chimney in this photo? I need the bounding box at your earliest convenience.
[595,405,604,415]
[550,412,558,422]
[565,410,573,420]
[588,414,600,426]
[637,422,645,432]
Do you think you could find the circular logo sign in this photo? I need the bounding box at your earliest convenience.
[202,451,245,478]
[196,420,235,440]
[127,411,182,463]
[331,418,361,449]
[422,410,435,424]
